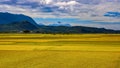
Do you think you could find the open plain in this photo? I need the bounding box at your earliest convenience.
[0,34,120,68]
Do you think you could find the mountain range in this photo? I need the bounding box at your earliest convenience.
[0,12,119,34]
[48,21,71,27]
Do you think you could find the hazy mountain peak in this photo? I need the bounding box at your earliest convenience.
[0,12,38,26]
[48,21,71,27]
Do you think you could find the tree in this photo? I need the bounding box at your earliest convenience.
[23,30,30,33]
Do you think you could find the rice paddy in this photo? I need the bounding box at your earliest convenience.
[0,34,120,68]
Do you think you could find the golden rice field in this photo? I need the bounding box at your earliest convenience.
[0,34,120,68]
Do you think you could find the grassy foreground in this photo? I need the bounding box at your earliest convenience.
[0,34,120,68]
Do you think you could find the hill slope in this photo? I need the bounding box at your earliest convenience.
[35,26,120,34]
[0,12,38,26]
[0,21,38,32]
[0,12,39,32]
[0,12,119,33]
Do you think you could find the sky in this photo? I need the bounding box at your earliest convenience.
[0,0,120,30]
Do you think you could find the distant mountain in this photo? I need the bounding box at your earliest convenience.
[35,26,120,34]
[0,12,119,33]
[0,12,39,32]
[38,23,45,26]
[0,21,38,32]
[48,21,71,27]
[0,12,38,26]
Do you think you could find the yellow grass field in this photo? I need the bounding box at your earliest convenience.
[0,34,120,68]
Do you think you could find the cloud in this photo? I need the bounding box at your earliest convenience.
[45,0,53,4]
[104,12,120,17]
[0,0,120,30]
[0,0,11,2]
[55,1,79,6]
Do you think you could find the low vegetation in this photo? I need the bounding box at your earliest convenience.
[0,34,120,68]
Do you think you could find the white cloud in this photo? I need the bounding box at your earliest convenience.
[0,4,59,18]
[45,0,53,4]
[0,0,120,30]
[55,1,79,6]
[0,0,11,2]
[0,0,120,22]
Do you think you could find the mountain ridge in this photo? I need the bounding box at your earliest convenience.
[0,12,119,34]
[0,12,38,26]
[48,21,71,27]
